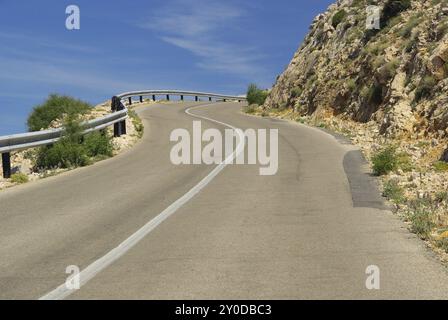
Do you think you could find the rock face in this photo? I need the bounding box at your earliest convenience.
[264,0,448,142]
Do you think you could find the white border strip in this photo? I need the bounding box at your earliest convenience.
[39,102,245,300]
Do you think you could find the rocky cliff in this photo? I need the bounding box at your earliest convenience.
[259,0,448,259]
[265,0,448,142]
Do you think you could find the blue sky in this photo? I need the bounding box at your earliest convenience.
[0,0,334,135]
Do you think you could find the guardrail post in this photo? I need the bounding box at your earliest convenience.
[180,95,184,101]
[152,95,156,101]
[111,96,118,112]
[128,97,132,105]
[114,122,120,137]
[120,119,127,135]
[114,122,121,137]
[2,152,11,179]
[139,96,143,103]
[195,96,198,102]
[209,97,212,102]
[166,94,170,101]
[223,99,227,102]
[112,96,125,137]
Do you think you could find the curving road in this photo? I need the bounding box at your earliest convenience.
[0,101,447,299]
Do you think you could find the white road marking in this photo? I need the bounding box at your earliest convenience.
[39,102,245,300]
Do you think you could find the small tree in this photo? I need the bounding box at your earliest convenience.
[35,114,89,169]
[372,146,398,176]
[27,94,91,131]
[332,9,347,28]
[247,84,268,106]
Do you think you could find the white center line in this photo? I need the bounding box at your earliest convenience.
[39,102,245,300]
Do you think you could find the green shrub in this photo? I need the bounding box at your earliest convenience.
[84,132,114,158]
[128,109,144,138]
[398,14,421,38]
[27,94,91,132]
[435,191,448,203]
[372,146,399,175]
[247,84,268,106]
[415,76,436,102]
[306,75,318,89]
[368,42,388,56]
[61,113,84,144]
[291,87,303,98]
[384,59,400,78]
[372,55,386,69]
[332,9,347,28]
[404,33,419,53]
[35,115,89,169]
[347,79,356,91]
[383,179,405,203]
[436,238,448,253]
[36,140,90,169]
[243,104,257,114]
[407,201,435,239]
[434,161,448,172]
[10,172,29,184]
[388,16,404,30]
[397,152,413,172]
[360,86,370,99]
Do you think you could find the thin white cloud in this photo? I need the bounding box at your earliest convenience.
[161,36,265,77]
[0,57,148,94]
[139,0,267,81]
[141,0,243,37]
[0,31,96,53]
[0,32,149,95]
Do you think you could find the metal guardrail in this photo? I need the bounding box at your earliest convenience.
[1,90,246,178]
[0,110,128,154]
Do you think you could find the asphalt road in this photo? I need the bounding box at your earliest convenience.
[0,101,447,299]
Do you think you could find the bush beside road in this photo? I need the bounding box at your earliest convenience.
[0,95,149,190]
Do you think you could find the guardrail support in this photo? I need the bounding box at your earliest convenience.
[209,97,212,102]
[120,119,127,135]
[2,152,11,179]
[114,123,121,137]
[180,95,184,101]
[195,96,198,102]
[152,95,156,101]
[111,96,126,137]
[139,96,143,103]
[128,97,132,105]
[166,95,170,101]
[223,99,227,102]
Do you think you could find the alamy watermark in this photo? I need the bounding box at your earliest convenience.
[366,5,381,30]
[170,121,278,176]
[65,265,80,290]
[66,5,80,30]
[365,265,380,290]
